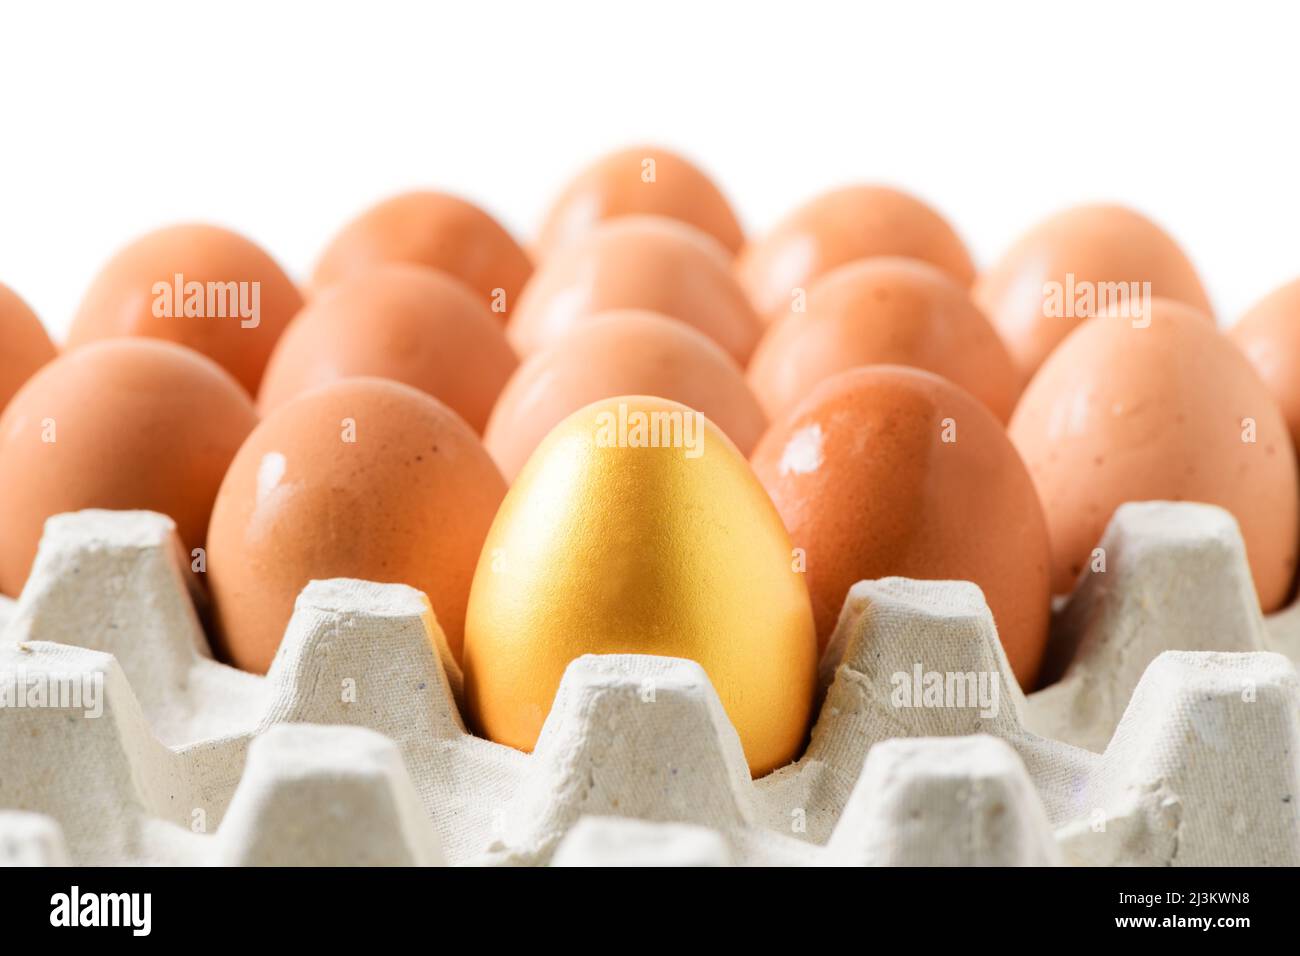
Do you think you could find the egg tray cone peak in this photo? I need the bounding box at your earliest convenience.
[0,503,1298,867]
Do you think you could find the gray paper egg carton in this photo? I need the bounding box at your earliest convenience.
[1,500,1297,866]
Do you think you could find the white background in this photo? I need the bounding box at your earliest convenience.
[2,0,1297,340]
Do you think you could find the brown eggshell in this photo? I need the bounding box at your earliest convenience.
[748,257,1019,422]
[311,191,532,319]
[257,263,517,432]
[0,283,57,413]
[485,309,767,481]
[508,216,761,364]
[1009,299,1298,611]
[535,145,743,258]
[737,186,976,317]
[1229,277,1300,453]
[0,339,258,596]
[207,377,506,672]
[975,204,1212,382]
[752,365,1051,689]
[65,224,303,394]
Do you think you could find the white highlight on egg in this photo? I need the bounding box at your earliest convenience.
[779,424,824,476]
[765,236,817,301]
[256,451,286,504]
[1047,385,1094,441]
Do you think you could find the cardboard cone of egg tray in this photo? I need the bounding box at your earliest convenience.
[0,503,1298,867]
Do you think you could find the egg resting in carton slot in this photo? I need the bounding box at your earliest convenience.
[0,502,1298,866]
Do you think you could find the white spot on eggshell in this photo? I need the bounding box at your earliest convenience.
[779,424,825,476]
[256,451,287,504]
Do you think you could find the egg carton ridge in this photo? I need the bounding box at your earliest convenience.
[1,504,1298,865]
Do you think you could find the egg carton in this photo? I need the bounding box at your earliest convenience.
[0,501,1298,867]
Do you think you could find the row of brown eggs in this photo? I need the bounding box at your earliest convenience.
[1,144,1299,776]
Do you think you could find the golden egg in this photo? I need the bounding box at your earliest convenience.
[463,395,817,776]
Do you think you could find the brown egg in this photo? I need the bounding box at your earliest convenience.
[535,145,743,258]
[311,191,532,319]
[257,263,517,432]
[485,310,766,481]
[737,186,976,317]
[65,224,303,394]
[752,366,1051,688]
[508,216,761,364]
[747,257,1019,423]
[975,204,1212,382]
[0,283,57,413]
[0,340,257,596]
[1229,277,1300,453]
[1010,299,1298,611]
[207,377,506,672]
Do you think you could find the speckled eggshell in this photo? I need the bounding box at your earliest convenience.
[1229,277,1300,453]
[257,263,517,432]
[0,283,57,413]
[206,377,506,672]
[975,204,1212,383]
[311,191,532,319]
[65,224,303,394]
[737,186,976,317]
[752,365,1052,689]
[507,216,762,365]
[485,309,766,481]
[0,339,258,596]
[535,145,743,258]
[747,257,1019,422]
[1010,298,1299,611]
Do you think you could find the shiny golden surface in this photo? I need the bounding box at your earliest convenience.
[463,395,817,776]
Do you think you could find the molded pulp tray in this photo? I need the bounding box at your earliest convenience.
[1,501,1298,866]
